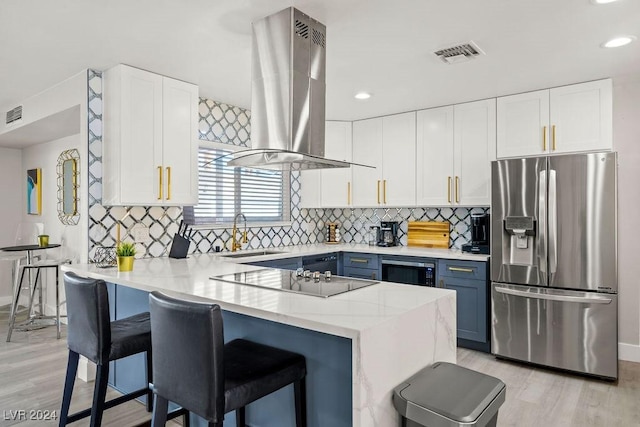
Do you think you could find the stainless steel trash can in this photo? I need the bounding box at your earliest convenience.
[393,362,506,427]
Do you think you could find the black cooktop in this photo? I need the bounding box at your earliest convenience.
[211,268,379,298]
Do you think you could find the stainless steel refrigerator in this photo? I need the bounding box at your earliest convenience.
[491,151,618,379]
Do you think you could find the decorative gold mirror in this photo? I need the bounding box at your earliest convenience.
[57,148,80,225]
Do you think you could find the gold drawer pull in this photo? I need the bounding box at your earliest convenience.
[351,258,369,264]
[157,166,163,200]
[166,166,171,200]
[448,266,474,273]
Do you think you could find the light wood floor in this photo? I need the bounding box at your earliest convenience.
[2,308,639,427]
[457,348,640,427]
[0,309,180,427]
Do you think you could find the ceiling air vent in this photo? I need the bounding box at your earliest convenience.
[6,105,23,125]
[434,41,485,64]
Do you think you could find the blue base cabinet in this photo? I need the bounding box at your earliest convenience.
[341,252,379,280]
[106,283,353,427]
[437,259,490,352]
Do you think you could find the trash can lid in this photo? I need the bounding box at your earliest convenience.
[398,362,506,423]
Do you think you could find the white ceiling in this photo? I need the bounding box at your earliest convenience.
[1,0,638,121]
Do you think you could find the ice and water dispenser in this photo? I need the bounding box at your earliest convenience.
[503,216,536,266]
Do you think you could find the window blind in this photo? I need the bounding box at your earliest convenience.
[184,146,290,224]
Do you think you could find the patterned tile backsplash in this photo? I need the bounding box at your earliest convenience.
[87,70,488,260]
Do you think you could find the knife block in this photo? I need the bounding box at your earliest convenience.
[169,233,191,259]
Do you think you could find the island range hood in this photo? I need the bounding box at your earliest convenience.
[228,7,366,170]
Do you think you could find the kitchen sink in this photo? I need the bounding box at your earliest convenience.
[221,250,287,259]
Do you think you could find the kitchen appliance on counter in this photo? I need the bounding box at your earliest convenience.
[491,152,618,379]
[462,213,490,254]
[378,221,399,247]
[211,268,378,298]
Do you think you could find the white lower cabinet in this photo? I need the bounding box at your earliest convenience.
[352,112,416,207]
[417,99,496,206]
[497,79,612,158]
[103,64,198,206]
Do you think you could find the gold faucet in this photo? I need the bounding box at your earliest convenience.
[231,213,248,252]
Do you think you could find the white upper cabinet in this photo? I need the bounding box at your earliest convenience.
[454,99,496,206]
[103,64,198,206]
[352,112,416,207]
[382,112,416,206]
[416,106,454,206]
[497,79,612,158]
[352,118,383,207]
[321,121,353,207]
[300,121,353,208]
[417,99,496,206]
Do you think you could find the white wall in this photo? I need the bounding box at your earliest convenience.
[0,147,23,305]
[20,133,84,316]
[613,73,640,362]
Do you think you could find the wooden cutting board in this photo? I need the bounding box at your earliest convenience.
[407,221,450,249]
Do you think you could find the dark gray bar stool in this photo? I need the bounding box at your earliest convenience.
[149,291,307,427]
[59,272,154,426]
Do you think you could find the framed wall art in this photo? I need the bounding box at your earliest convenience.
[27,168,42,215]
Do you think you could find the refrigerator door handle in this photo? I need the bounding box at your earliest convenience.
[494,285,612,304]
[548,169,558,275]
[538,170,547,274]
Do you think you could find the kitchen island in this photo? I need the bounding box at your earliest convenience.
[62,251,456,427]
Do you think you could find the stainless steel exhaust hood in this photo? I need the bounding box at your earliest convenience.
[227,7,367,170]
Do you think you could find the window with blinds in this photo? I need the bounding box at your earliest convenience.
[183,145,290,224]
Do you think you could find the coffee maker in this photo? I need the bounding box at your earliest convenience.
[462,213,490,254]
[377,221,399,247]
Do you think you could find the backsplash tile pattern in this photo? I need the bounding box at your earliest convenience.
[87,70,486,259]
[300,206,490,249]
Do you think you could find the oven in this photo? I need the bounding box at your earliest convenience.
[381,257,436,287]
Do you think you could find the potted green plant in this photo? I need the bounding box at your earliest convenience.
[116,242,137,272]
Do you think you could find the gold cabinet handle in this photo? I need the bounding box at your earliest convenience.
[377,180,381,204]
[383,180,387,204]
[166,166,171,200]
[157,166,163,200]
[347,182,351,205]
[455,176,460,203]
[351,258,369,264]
[543,126,547,151]
[448,266,474,273]
[447,176,452,203]
[552,125,556,151]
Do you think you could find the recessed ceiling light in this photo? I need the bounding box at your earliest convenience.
[590,0,619,4]
[354,92,371,100]
[602,36,636,48]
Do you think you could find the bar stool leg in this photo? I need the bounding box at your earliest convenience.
[26,267,41,318]
[55,267,61,339]
[236,407,245,427]
[59,351,79,426]
[294,377,307,427]
[151,395,169,427]
[146,350,153,412]
[6,266,27,342]
[90,363,109,427]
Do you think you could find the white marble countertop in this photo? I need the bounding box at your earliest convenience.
[214,242,490,263]
[62,245,462,339]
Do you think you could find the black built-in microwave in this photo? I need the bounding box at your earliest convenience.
[381,257,436,287]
